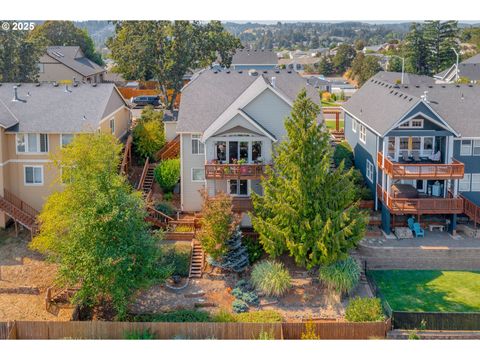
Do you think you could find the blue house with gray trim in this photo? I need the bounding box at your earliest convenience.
[342,71,480,234]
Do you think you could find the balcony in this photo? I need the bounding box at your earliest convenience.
[205,163,268,180]
[377,152,464,180]
[232,197,254,213]
[376,185,464,215]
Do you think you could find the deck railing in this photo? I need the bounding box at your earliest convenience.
[376,185,464,215]
[120,134,133,176]
[205,163,268,180]
[461,194,480,226]
[137,157,150,192]
[377,152,464,180]
[3,189,39,219]
[231,197,254,213]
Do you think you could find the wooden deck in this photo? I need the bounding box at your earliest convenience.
[204,163,268,180]
[376,185,464,215]
[377,152,464,180]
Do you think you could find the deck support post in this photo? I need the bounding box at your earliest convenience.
[381,204,391,234]
[449,214,457,235]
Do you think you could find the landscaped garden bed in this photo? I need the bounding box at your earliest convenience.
[370,270,480,312]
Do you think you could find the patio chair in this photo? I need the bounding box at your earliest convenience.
[407,217,415,230]
[413,223,425,237]
[412,152,421,162]
[402,152,411,163]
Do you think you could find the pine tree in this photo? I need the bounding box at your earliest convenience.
[251,90,368,269]
[208,226,249,273]
[404,23,429,75]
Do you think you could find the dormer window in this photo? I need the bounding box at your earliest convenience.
[399,118,424,129]
[16,133,49,153]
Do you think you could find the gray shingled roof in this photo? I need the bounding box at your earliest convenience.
[0,83,126,133]
[232,49,278,65]
[46,46,105,77]
[374,71,436,86]
[435,53,480,81]
[343,71,480,137]
[461,53,480,64]
[176,69,320,133]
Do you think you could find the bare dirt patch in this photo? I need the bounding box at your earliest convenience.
[0,228,73,321]
[130,254,372,321]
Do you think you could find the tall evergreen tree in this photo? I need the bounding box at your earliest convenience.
[0,28,43,82]
[251,90,368,269]
[404,23,429,75]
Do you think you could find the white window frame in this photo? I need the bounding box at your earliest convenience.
[460,140,472,156]
[352,118,357,133]
[398,118,424,129]
[61,134,74,148]
[472,174,480,191]
[24,165,44,186]
[109,117,115,134]
[473,140,480,156]
[366,159,374,182]
[191,134,205,155]
[227,179,250,197]
[16,133,49,154]
[191,168,205,182]
[459,174,471,192]
[359,124,366,144]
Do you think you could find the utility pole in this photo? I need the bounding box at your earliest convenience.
[391,55,405,84]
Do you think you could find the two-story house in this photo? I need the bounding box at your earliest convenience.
[230,49,279,71]
[343,71,480,235]
[38,46,106,83]
[175,68,321,225]
[0,82,131,230]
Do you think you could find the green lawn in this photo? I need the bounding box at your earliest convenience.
[325,119,344,130]
[370,270,480,312]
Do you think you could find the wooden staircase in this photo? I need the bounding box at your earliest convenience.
[189,240,205,278]
[137,157,156,198]
[156,135,180,160]
[0,189,38,236]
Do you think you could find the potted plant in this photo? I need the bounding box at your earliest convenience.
[237,159,249,175]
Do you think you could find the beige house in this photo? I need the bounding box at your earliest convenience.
[176,69,321,225]
[0,82,131,229]
[38,46,106,83]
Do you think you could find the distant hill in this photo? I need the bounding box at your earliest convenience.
[74,21,115,49]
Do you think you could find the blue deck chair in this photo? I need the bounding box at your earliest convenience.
[413,223,425,237]
[407,217,415,230]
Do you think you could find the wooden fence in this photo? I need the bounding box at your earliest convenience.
[0,320,390,340]
[392,311,480,331]
[281,320,391,339]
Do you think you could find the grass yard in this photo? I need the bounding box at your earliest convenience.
[370,270,480,312]
[325,119,344,130]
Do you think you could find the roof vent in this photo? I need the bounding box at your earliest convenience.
[428,85,433,88]
[12,86,19,102]
[238,70,243,74]
[455,84,460,87]
[271,77,276,88]
[274,69,280,73]
[64,83,71,93]
[248,69,258,76]
[213,70,218,74]
[92,83,97,87]
[27,91,31,97]
[226,70,231,74]
[53,81,59,87]
[421,90,429,102]
[263,70,268,74]
[461,93,465,101]
[287,70,292,73]
[35,83,41,87]
[468,84,473,87]
[415,85,420,88]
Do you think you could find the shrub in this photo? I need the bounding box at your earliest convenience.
[197,191,237,260]
[345,297,385,322]
[163,193,173,202]
[352,169,373,201]
[231,287,259,306]
[301,322,321,340]
[232,299,249,313]
[333,141,354,169]
[235,310,283,323]
[318,256,360,296]
[173,224,194,233]
[132,106,166,160]
[243,236,265,263]
[154,159,180,194]
[124,329,156,339]
[258,330,276,340]
[159,244,191,277]
[212,309,237,322]
[155,201,175,217]
[250,260,292,297]
[135,310,211,322]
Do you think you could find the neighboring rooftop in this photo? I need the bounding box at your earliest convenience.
[0,82,126,133]
[176,68,320,133]
[374,71,436,86]
[343,71,480,136]
[435,52,480,81]
[46,46,106,78]
[231,49,278,66]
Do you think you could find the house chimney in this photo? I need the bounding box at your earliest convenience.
[271,77,276,87]
[421,91,429,102]
[12,86,19,102]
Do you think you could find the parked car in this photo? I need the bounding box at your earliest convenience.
[131,95,161,108]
